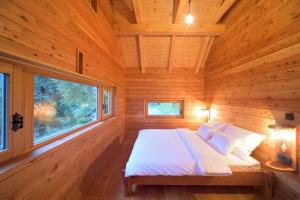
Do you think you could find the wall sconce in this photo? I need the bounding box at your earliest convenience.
[193,107,209,122]
[266,123,297,172]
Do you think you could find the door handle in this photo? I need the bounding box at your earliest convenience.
[12,112,24,132]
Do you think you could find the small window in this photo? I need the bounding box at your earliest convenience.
[102,87,113,119]
[34,75,98,144]
[0,73,8,150]
[145,99,184,118]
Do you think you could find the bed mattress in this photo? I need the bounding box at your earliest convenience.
[125,129,261,177]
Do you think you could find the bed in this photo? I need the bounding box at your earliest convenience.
[123,128,273,199]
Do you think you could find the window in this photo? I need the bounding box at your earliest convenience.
[145,99,184,118]
[34,75,98,144]
[0,61,117,163]
[102,87,113,119]
[0,73,8,150]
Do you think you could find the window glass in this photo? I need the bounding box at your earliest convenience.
[103,88,111,115]
[0,74,7,150]
[34,75,98,144]
[146,100,183,117]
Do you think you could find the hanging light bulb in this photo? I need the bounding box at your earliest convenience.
[185,0,194,24]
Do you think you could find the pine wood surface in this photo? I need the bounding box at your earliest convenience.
[204,0,300,199]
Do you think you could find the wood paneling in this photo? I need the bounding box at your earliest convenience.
[204,0,300,199]
[119,36,217,71]
[140,0,173,24]
[0,0,125,199]
[125,67,205,134]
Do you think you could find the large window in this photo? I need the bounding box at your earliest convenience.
[102,87,113,119]
[0,61,117,163]
[145,99,184,118]
[0,74,7,150]
[34,75,98,144]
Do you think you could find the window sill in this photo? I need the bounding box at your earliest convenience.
[0,120,109,181]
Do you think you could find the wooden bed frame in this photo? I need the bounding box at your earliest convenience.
[123,164,273,200]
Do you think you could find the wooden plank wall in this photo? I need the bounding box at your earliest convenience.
[204,0,300,199]
[125,67,206,135]
[0,0,125,199]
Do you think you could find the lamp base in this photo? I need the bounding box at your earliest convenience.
[277,152,292,166]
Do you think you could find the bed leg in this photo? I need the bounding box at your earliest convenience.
[264,171,273,200]
[124,177,133,196]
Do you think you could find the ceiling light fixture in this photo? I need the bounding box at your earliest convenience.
[185,0,194,25]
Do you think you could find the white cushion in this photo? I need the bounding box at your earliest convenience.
[197,125,217,140]
[206,119,228,131]
[221,125,265,160]
[208,131,240,156]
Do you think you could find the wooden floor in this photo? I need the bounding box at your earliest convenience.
[68,135,264,200]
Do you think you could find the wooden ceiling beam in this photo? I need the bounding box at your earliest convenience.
[130,0,144,73]
[213,0,238,24]
[195,36,214,73]
[137,35,145,73]
[114,24,225,36]
[173,0,186,24]
[168,36,177,73]
[131,0,142,23]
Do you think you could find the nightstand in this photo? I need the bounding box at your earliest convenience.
[265,160,295,172]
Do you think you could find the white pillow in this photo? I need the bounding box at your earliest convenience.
[197,125,217,140]
[222,125,265,160]
[206,119,228,131]
[208,131,240,156]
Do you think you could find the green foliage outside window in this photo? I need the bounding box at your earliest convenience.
[34,75,97,143]
[148,102,181,116]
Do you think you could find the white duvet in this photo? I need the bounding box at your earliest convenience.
[125,129,234,177]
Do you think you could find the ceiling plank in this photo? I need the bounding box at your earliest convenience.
[173,0,186,23]
[113,11,130,24]
[168,36,177,73]
[195,36,214,73]
[137,35,145,73]
[131,0,142,23]
[114,24,225,36]
[121,0,133,12]
[213,0,238,24]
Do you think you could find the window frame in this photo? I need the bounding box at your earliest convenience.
[0,65,13,162]
[101,86,114,120]
[144,99,184,118]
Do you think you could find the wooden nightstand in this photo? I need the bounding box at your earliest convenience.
[265,160,295,172]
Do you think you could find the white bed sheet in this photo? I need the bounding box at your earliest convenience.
[125,129,261,177]
[125,129,197,177]
[227,154,261,172]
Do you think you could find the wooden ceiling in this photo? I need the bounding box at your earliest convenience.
[112,0,237,73]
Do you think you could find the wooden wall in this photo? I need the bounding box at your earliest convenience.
[0,0,125,199]
[204,0,300,199]
[125,67,205,135]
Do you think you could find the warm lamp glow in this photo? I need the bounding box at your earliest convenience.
[185,14,194,24]
[193,107,209,119]
[210,107,218,119]
[185,0,194,25]
[270,128,296,141]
